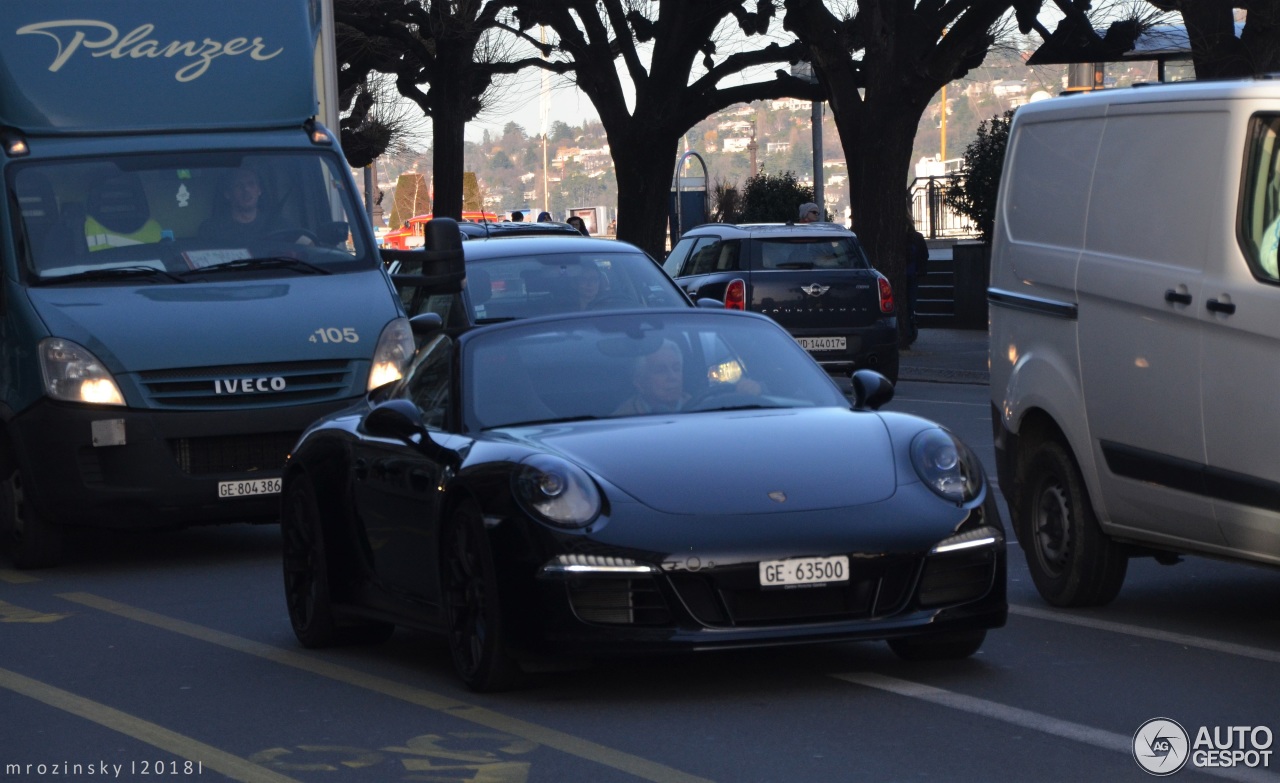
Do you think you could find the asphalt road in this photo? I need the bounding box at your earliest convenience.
[0,378,1277,783]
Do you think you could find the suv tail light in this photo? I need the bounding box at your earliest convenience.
[877,274,895,314]
[725,278,747,310]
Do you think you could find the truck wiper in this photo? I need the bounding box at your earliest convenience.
[37,266,187,285]
[181,256,330,276]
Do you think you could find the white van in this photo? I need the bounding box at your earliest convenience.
[989,78,1280,606]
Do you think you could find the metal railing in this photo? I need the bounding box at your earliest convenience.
[909,175,979,239]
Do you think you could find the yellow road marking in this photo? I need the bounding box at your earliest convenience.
[0,569,40,584]
[0,666,303,783]
[60,592,714,783]
[0,599,67,623]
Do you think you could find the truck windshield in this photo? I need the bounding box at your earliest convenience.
[9,151,373,281]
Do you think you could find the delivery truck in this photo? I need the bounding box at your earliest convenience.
[0,1,414,566]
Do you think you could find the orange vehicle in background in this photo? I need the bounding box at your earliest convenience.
[382,210,499,249]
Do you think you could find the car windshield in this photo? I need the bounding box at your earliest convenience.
[462,312,849,431]
[757,236,871,270]
[10,150,373,283]
[465,251,686,321]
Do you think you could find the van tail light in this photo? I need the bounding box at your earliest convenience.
[877,274,895,314]
[724,278,747,310]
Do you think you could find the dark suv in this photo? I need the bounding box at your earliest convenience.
[663,223,899,382]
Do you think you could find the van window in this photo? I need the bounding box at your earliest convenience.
[1004,118,1101,248]
[1239,114,1280,282]
[9,151,372,281]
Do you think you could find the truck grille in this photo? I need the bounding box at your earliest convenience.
[171,432,299,475]
[138,360,357,410]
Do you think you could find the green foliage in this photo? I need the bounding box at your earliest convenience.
[710,177,741,223]
[737,170,818,223]
[463,172,483,212]
[944,109,1014,243]
[388,172,430,228]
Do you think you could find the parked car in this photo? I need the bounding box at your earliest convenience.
[663,222,899,382]
[389,230,694,332]
[280,307,1006,691]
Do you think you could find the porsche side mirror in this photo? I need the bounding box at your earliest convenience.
[410,312,444,336]
[851,368,894,410]
[364,398,427,442]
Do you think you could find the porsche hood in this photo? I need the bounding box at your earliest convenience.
[521,408,899,514]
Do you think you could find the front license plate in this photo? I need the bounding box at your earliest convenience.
[759,555,850,588]
[796,336,846,352]
[218,478,281,498]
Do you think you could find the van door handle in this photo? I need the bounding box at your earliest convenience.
[1206,298,1236,315]
[1164,289,1192,305]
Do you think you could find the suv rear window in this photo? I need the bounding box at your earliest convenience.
[756,237,870,270]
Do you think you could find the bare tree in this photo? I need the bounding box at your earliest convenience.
[1146,1,1280,78]
[507,1,818,258]
[334,0,554,218]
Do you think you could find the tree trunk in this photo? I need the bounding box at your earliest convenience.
[612,134,681,260]
[431,100,465,220]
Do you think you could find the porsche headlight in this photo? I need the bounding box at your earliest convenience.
[39,338,124,405]
[368,316,415,391]
[514,455,601,529]
[910,428,984,504]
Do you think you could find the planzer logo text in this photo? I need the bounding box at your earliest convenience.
[1134,718,1273,776]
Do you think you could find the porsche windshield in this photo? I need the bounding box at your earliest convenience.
[10,151,373,282]
[463,312,850,430]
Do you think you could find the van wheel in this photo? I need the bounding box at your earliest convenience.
[1,468,64,569]
[1021,440,1127,607]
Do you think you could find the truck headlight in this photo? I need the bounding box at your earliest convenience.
[910,428,984,505]
[368,316,415,391]
[39,338,124,405]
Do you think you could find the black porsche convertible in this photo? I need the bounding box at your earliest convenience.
[281,308,1006,691]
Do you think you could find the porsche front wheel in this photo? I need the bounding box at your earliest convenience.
[281,473,392,647]
[442,500,524,692]
[888,630,986,661]
[1020,440,1127,607]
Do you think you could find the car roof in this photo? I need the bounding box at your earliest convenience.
[460,235,654,260]
[680,222,857,239]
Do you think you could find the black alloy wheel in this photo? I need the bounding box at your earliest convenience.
[442,499,524,692]
[281,473,392,647]
[888,629,987,661]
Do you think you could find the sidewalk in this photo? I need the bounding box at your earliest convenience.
[898,327,989,385]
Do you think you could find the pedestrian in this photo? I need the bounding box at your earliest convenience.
[797,202,820,223]
[510,210,523,222]
[905,214,930,346]
[536,211,552,222]
[566,215,590,236]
